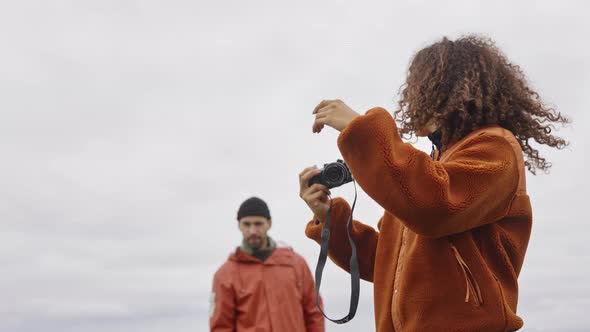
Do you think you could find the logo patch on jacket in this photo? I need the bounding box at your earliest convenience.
[209,292,216,318]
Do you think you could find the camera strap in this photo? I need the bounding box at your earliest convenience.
[314,180,359,323]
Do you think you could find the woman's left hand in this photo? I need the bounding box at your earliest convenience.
[312,99,360,133]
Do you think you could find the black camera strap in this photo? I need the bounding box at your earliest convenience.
[314,180,359,323]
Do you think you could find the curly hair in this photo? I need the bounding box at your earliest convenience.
[394,35,569,174]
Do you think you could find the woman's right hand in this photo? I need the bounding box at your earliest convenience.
[299,166,331,221]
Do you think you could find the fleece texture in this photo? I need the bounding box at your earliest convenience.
[305,107,532,332]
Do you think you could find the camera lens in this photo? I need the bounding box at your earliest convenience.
[324,163,346,186]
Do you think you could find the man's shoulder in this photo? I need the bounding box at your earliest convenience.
[273,241,308,263]
[275,241,301,255]
[275,240,294,250]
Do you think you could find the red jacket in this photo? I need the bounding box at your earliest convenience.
[305,108,532,331]
[210,244,325,332]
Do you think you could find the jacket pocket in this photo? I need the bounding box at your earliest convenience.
[450,242,483,306]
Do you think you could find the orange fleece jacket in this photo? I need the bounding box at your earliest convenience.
[305,107,532,331]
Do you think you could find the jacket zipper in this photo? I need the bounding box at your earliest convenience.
[392,227,407,331]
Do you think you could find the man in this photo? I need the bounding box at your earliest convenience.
[210,197,325,332]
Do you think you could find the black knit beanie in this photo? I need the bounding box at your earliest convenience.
[237,197,271,220]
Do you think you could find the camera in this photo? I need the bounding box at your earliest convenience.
[308,159,353,189]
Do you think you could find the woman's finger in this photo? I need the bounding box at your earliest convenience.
[313,117,329,133]
[312,123,324,133]
[299,166,317,179]
[312,122,326,133]
[309,183,330,194]
[315,110,329,119]
[299,168,321,192]
[304,190,328,206]
[304,183,330,196]
[313,100,336,114]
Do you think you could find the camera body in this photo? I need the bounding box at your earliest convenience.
[308,159,353,189]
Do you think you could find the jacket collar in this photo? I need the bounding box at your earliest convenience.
[239,236,276,260]
[230,246,296,266]
[427,129,443,152]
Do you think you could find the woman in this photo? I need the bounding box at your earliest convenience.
[298,35,568,331]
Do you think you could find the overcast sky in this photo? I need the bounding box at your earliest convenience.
[0,1,588,331]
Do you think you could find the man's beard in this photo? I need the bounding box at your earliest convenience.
[247,236,266,250]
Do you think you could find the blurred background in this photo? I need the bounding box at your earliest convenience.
[0,0,588,331]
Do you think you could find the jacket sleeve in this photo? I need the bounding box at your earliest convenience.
[298,256,326,332]
[305,197,380,282]
[209,269,236,332]
[337,107,519,238]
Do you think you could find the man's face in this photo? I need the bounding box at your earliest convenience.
[238,216,271,250]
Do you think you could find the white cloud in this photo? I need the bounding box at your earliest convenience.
[0,0,588,331]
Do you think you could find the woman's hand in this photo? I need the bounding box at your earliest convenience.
[298,166,331,220]
[312,99,360,133]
